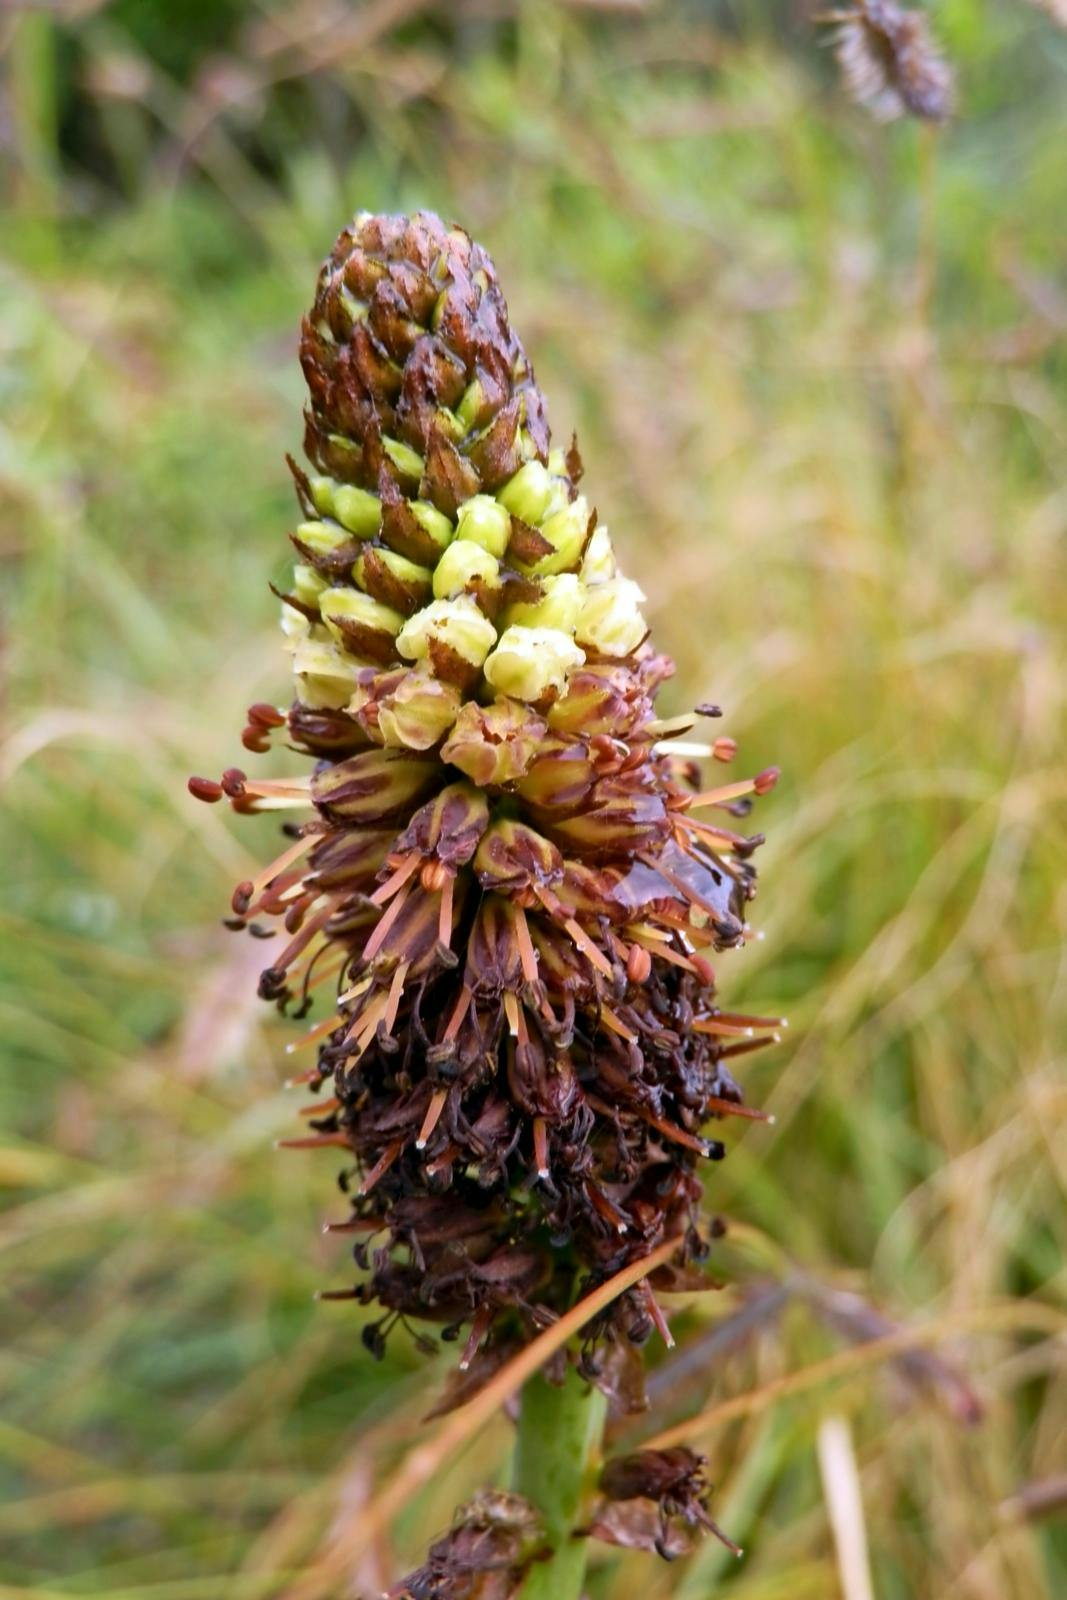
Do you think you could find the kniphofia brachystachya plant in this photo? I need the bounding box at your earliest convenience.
[190,210,782,1594]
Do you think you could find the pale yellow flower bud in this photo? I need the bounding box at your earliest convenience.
[294,519,350,558]
[396,596,497,671]
[432,538,502,601]
[503,573,582,634]
[574,577,647,658]
[292,563,328,608]
[290,636,362,708]
[483,625,585,702]
[455,494,511,558]
[579,524,617,586]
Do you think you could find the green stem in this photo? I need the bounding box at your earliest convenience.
[513,1366,607,1600]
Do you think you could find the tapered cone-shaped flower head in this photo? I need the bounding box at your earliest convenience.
[191,210,780,1403]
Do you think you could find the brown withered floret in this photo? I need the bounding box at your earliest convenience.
[190,209,782,1407]
[594,1447,741,1561]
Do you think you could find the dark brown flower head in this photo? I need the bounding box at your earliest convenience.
[828,0,955,123]
[386,1491,545,1600]
[594,1447,741,1562]
[189,209,782,1402]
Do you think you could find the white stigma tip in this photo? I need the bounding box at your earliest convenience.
[416,1138,427,1151]
[767,1114,777,1125]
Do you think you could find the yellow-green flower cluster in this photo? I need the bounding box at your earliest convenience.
[281,452,647,746]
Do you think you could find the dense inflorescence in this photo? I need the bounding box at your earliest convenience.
[191,210,780,1406]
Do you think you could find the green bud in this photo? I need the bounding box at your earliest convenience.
[332,485,382,539]
[503,573,582,633]
[455,494,511,558]
[294,519,351,558]
[456,378,486,433]
[498,460,552,525]
[309,476,337,517]
[410,500,455,556]
[574,576,647,658]
[382,435,424,485]
[432,538,502,601]
[482,625,585,703]
[396,596,497,672]
[292,562,328,609]
[311,748,440,824]
[533,495,591,576]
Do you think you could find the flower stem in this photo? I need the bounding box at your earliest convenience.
[514,1366,607,1600]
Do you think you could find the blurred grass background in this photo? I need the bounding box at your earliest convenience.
[2,2,1067,1597]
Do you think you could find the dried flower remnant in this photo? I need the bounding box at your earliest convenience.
[386,1492,546,1600]
[824,0,955,123]
[592,1448,741,1561]
[189,210,782,1410]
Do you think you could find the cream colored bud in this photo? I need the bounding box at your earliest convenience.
[396,596,497,670]
[579,524,617,586]
[455,494,511,558]
[320,587,404,649]
[291,636,362,709]
[432,539,501,601]
[281,602,311,643]
[483,626,585,702]
[575,577,647,658]
[331,486,381,539]
[498,460,553,524]
[503,573,582,634]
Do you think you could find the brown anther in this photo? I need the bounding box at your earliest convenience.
[241,728,271,753]
[626,943,652,984]
[220,766,247,797]
[712,737,738,763]
[188,776,224,803]
[695,702,723,718]
[420,858,449,892]
[754,765,780,795]
[232,880,254,916]
[248,702,286,728]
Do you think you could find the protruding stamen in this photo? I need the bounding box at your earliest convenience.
[704,1095,775,1124]
[562,916,614,978]
[691,1017,756,1039]
[360,882,413,965]
[299,1097,339,1118]
[247,831,317,902]
[369,852,421,907]
[599,1003,637,1044]
[359,1140,402,1196]
[640,1281,675,1349]
[682,766,779,810]
[585,1181,630,1235]
[286,1012,342,1054]
[383,960,410,1036]
[533,1115,550,1180]
[437,875,455,949]
[416,1087,449,1150]
[513,904,540,987]
[442,985,473,1043]
[459,1305,493,1372]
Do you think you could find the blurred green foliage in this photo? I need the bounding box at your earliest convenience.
[2,2,1067,1597]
